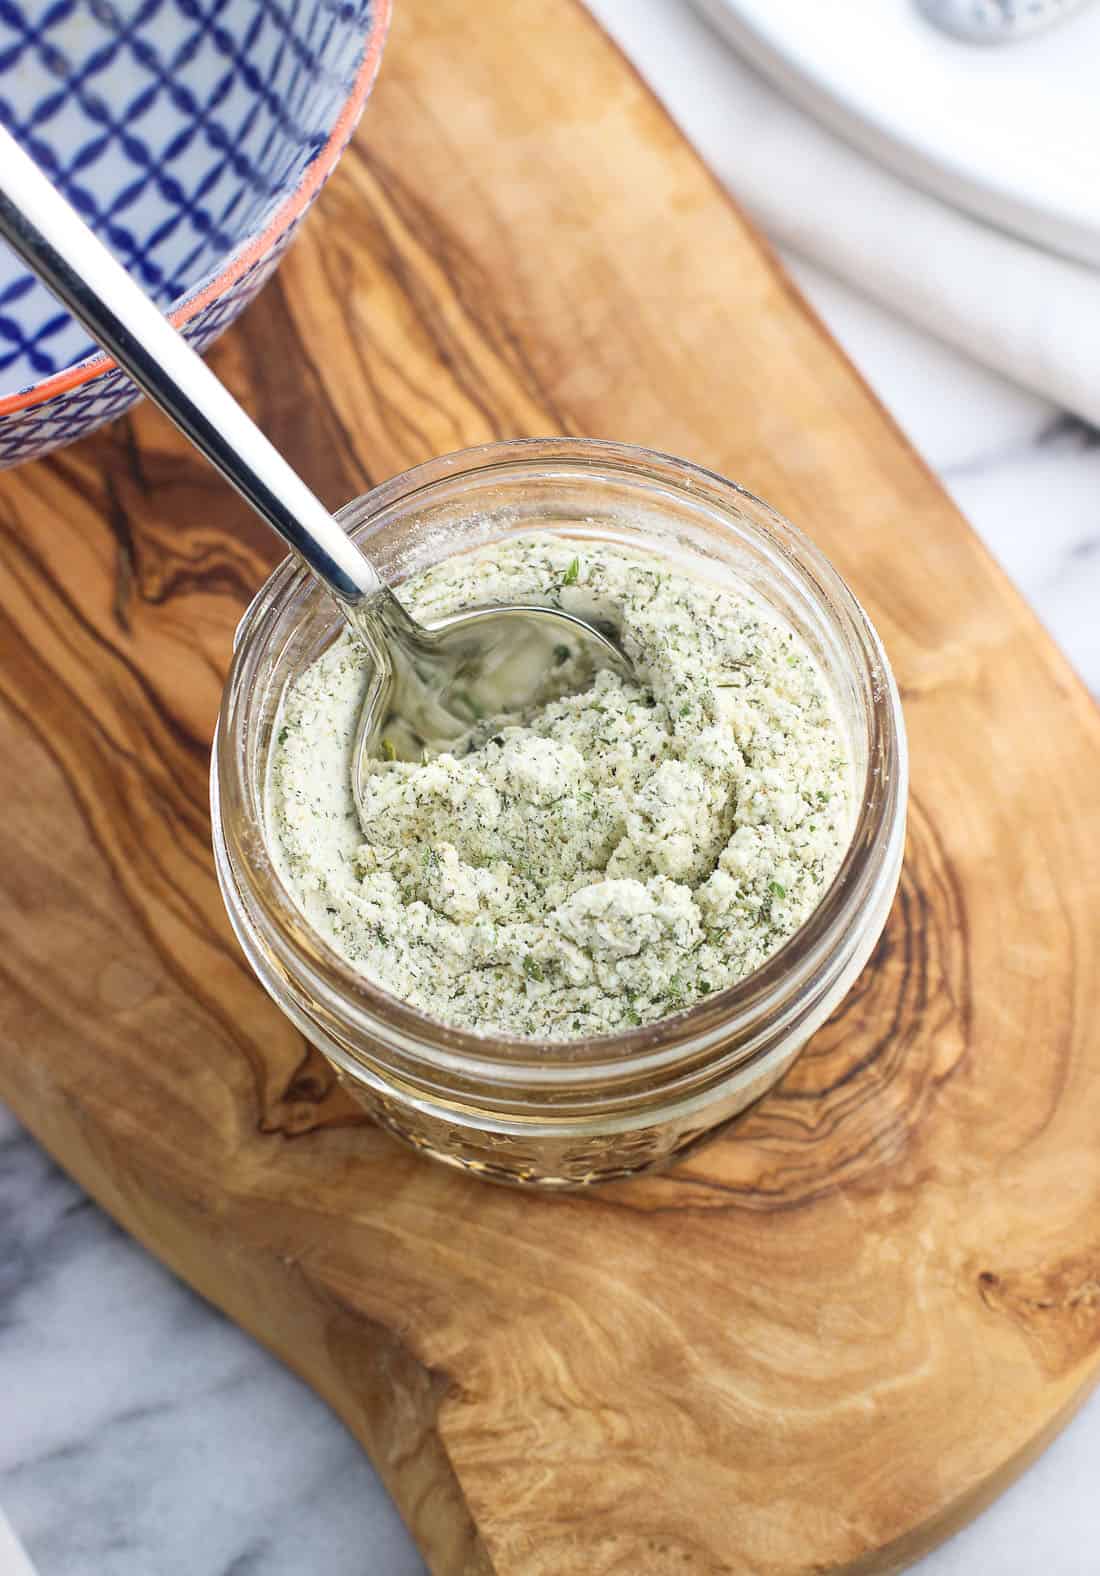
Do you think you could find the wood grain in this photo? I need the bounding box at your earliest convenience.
[2,1,1100,1572]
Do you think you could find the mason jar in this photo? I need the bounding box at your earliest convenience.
[211,438,907,1187]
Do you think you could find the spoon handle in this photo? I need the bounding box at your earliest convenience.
[0,127,381,609]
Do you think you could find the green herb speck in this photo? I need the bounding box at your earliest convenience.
[452,690,485,721]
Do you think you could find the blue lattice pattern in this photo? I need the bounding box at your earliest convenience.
[0,229,293,465]
[0,0,382,465]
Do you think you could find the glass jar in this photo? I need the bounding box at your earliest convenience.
[212,438,907,1187]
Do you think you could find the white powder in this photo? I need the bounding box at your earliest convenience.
[268,534,853,1039]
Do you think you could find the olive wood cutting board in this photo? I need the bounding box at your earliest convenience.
[2,2,1099,1572]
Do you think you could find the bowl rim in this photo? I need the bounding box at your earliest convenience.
[0,0,392,418]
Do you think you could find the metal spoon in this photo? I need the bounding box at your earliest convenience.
[915,0,1095,43]
[0,129,632,796]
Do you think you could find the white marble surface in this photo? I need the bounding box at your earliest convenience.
[3,6,1100,1573]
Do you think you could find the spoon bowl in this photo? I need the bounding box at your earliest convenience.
[351,596,633,784]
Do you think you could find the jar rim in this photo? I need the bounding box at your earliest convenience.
[215,436,907,1079]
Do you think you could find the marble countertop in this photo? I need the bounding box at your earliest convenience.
[3,7,1099,1574]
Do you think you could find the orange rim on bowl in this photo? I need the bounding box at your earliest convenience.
[0,0,393,419]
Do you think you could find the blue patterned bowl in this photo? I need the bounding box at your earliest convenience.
[0,0,389,466]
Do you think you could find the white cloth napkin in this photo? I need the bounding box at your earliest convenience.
[587,0,1100,428]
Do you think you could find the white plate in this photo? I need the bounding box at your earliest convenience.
[688,0,1100,265]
